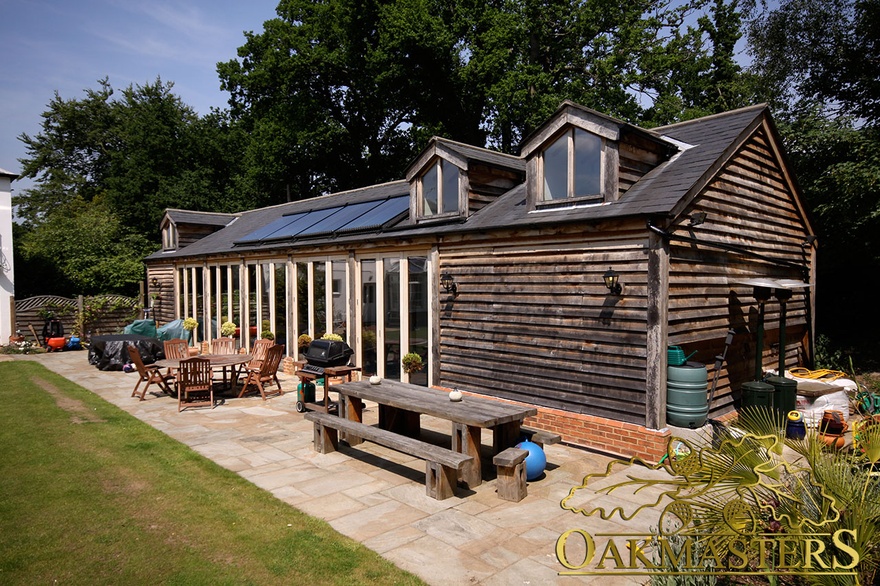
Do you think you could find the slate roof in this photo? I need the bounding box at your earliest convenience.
[430,137,526,173]
[461,104,767,231]
[164,209,238,227]
[148,181,410,260]
[147,103,770,261]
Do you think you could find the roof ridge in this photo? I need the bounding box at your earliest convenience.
[656,104,768,131]
[166,208,239,217]
[432,136,522,161]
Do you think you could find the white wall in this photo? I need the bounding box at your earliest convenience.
[0,169,17,343]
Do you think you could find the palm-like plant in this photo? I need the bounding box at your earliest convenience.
[563,406,880,585]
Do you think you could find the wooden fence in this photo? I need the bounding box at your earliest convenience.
[14,295,142,342]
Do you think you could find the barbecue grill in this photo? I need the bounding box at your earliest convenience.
[303,339,354,368]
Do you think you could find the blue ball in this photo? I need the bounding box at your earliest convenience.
[516,440,547,481]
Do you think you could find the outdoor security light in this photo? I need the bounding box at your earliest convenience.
[603,267,622,296]
[440,273,458,295]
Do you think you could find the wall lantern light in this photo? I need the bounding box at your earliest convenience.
[603,267,622,296]
[150,276,160,288]
[440,273,458,295]
[688,211,707,226]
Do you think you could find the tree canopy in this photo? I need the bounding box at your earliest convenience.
[745,0,880,356]
[12,0,880,364]
[217,0,754,200]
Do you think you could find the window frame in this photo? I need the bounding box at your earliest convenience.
[417,158,461,220]
[538,128,605,205]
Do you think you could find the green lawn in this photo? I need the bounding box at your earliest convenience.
[0,361,424,585]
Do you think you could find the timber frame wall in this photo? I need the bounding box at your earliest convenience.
[145,106,815,463]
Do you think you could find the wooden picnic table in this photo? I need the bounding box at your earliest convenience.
[330,379,537,487]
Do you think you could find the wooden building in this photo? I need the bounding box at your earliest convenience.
[145,102,816,461]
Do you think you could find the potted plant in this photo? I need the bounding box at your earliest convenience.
[182,317,198,352]
[260,319,275,341]
[297,334,312,358]
[321,333,343,342]
[220,321,237,338]
[402,352,424,375]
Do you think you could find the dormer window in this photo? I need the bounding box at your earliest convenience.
[540,128,603,202]
[419,158,459,218]
[162,224,178,250]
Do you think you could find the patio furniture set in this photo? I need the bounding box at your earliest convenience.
[126,337,285,411]
[304,379,559,501]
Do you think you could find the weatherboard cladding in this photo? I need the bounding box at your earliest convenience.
[147,104,768,261]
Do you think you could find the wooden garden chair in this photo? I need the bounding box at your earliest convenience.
[162,338,190,379]
[127,344,174,401]
[177,357,215,412]
[210,337,237,387]
[249,338,274,367]
[237,338,274,385]
[238,344,285,400]
[211,337,236,354]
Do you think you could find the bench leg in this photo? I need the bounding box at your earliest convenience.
[452,422,482,488]
[496,460,528,502]
[425,461,457,500]
[313,422,339,454]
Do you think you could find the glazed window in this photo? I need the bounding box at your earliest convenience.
[420,159,459,217]
[162,225,177,250]
[541,128,603,202]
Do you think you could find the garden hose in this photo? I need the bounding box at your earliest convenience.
[788,367,849,381]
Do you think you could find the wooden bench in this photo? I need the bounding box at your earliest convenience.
[520,426,561,449]
[304,412,473,500]
[493,447,528,502]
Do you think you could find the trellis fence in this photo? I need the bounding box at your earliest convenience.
[14,295,142,342]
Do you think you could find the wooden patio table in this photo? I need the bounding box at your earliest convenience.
[330,379,537,488]
[155,354,252,393]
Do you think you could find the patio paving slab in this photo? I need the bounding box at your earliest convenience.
[14,351,680,585]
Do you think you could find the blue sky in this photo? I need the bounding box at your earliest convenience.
[1,0,279,193]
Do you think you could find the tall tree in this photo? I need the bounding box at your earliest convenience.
[15,79,251,295]
[218,0,746,201]
[746,0,880,359]
[748,0,880,125]
[16,196,154,296]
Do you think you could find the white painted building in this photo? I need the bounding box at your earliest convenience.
[0,168,17,343]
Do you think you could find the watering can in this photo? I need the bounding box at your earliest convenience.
[667,346,697,366]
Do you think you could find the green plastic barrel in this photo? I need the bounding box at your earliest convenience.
[667,363,709,429]
[767,376,797,415]
[741,380,774,410]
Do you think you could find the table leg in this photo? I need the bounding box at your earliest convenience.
[452,422,482,487]
[379,406,420,437]
[493,421,523,454]
[341,396,364,445]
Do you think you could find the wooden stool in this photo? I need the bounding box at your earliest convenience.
[494,447,528,502]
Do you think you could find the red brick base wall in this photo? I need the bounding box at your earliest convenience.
[525,406,671,464]
[441,387,673,464]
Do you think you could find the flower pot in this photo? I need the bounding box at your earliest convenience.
[818,432,845,449]
[819,410,847,435]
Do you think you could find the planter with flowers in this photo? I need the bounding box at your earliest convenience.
[220,321,237,338]
[183,317,199,355]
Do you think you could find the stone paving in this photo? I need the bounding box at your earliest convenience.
[10,351,681,585]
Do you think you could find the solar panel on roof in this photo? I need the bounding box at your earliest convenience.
[336,196,409,233]
[235,213,307,244]
[235,195,410,246]
[296,200,386,238]
[261,206,342,241]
